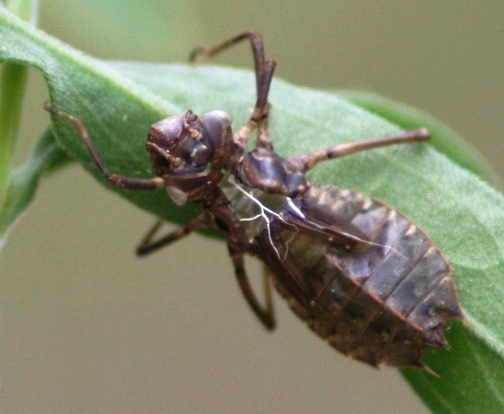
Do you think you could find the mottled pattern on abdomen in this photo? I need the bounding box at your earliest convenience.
[256,184,462,369]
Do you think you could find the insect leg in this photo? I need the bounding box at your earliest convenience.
[44,104,165,190]
[293,128,431,173]
[228,243,276,330]
[190,32,276,149]
[190,31,267,103]
[254,60,276,151]
[136,213,209,256]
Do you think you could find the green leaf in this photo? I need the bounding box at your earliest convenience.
[0,59,27,206]
[0,128,70,236]
[1,7,503,413]
[340,90,503,189]
[337,91,504,410]
[42,0,198,61]
[0,0,38,228]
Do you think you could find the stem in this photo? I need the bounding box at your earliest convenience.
[0,0,38,205]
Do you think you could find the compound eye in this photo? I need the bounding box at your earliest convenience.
[189,144,211,167]
[203,110,232,126]
[176,135,212,168]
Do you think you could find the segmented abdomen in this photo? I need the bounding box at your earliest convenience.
[255,184,463,369]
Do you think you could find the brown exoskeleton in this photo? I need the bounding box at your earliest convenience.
[45,32,463,371]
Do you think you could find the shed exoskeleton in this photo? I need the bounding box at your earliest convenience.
[45,32,463,371]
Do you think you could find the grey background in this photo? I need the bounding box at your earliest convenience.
[3,1,502,413]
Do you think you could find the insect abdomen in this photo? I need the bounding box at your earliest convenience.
[257,184,463,369]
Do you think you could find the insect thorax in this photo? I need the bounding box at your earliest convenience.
[221,175,289,243]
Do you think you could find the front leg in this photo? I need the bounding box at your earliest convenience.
[44,104,165,190]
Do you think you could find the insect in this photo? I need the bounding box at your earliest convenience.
[45,32,463,371]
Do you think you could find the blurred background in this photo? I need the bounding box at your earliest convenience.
[2,1,502,412]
